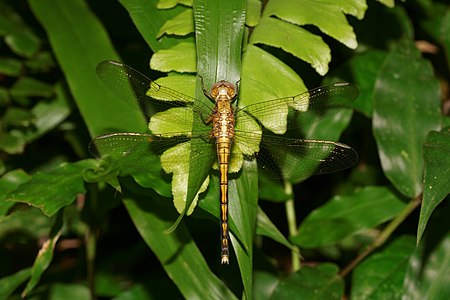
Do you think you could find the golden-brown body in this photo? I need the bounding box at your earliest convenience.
[209,81,236,264]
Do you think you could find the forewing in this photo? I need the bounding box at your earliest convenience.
[235,82,358,135]
[96,61,213,126]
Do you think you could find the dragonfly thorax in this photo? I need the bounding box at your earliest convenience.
[210,81,236,101]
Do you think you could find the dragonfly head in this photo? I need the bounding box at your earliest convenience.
[210,81,237,101]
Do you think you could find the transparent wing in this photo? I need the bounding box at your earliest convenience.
[89,131,215,176]
[235,82,358,134]
[96,60,213,126]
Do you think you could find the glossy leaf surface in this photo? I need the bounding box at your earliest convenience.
[373,40,441,198]
[293,186,406,248]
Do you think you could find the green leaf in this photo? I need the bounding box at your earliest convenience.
[9,77,54,98]
[326,49,388,117]
[94,272,125,297]
[270,263,344,299]
[373,39,442,198]
[250,17,331,76]
[150,42,196,73]
[198,176,247,251]
[403,232,450,299]
[0,207,53,239]
[194,0,245,86]
[22,213,63,297]
[157,8,194,38]
[123,196,237,300]
[5,30,41,58]
[157,0,192,9]
[3,107,34,127]
[246,0,364,76]
[113,284,153,300]
[258,175,291,202]
[0,169,31,215]
[192,1,251,297]
[293,186,407,248]
[160,141,210,214]
[25,51,56,72]
[442,9,450,71]
[253,271,279,300]
[120,0,191,51]
[0,131,25,154]
[50,283,90,300]
[231,161,258,299]
[240,44,306,108]
[417,129,450,243]
[25,83,72,143]
[6,160,97,217]
[377,0,395,8]
[0,87,9,105]
[29,0,147,137]
[0,268,31,300]
[263,0,359,49]
[246,0,262,27]
[351,236,416,300]
[153,74,196,96]
[256,207,293,249]
[0,57,22,76]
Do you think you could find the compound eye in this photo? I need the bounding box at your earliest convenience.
[210,81,236,98]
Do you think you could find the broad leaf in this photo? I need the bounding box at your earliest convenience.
[193,1,252,298]
[157,8,194,38]
[442,8,450,71]
[326,49,388,117]
[150,42,196,73]
[29,0,147,137]
[417,129,450,243]
[0,207,53,239]
[250,16,331,76]
[25,83,72,143]
[7,160,97,216]
[373,39,441,198]
[120,0,191,51]
[9,76,53,98]
[240,45,306,108]
[403,231,450,299]
[230,160,258,300]
[293,186,406,248]
[263,0,360,48]
[270,263,344,300]
[351,236,416,300]
[0,57,22,76]
[0,169,31,215]
[247,0,365,76]
[253,271,279,300]
[50,284,91,300]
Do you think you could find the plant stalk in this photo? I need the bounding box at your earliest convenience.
[285,181,301,272]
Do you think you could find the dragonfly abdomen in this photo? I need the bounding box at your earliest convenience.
[210,81,237,264]
[215,114,234,264]
[217,139,231,264]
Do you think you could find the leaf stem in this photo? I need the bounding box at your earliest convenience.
[285,181,301,272]
[339,195,421,277]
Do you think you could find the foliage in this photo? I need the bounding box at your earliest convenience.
[0,0,449,299]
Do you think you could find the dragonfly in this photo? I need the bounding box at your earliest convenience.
[89,60,359,264]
